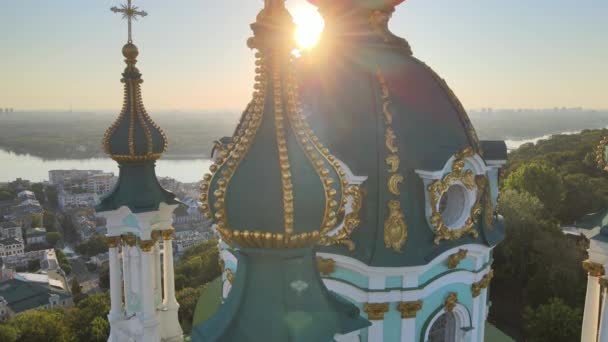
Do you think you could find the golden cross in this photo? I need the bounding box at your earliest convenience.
[111,0,148,43]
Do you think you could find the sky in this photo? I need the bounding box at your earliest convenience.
[0,0,606,112]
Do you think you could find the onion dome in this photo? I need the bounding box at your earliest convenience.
[193,1,369,341]
[97,16,177,214]
[199,1,351,250]
[297,0,504,267]
[102,43,168,162]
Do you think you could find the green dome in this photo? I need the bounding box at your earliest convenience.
[102,43,167,163]
[97,43,177,214]
[200,3,350,249]
[298,2,504,266]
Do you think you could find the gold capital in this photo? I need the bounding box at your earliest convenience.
[107,236,122,248]
[139,239,155,252]
[583,260,605,277]
[161,229,175,240]
[122,234,137,247]
[397,301,423,319]
[364,303,389,320]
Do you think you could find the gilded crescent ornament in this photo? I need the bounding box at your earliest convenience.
[388,173,404,195]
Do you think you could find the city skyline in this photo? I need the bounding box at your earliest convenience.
[0,0,606,111]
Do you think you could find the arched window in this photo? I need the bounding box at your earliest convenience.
[428,312,457,342]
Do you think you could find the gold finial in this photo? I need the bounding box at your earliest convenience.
[111,0,148,44]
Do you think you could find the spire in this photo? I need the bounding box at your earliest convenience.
[103,0,166,163]
[97,0,177,214]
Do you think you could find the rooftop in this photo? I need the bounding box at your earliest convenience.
[0,278,70,313]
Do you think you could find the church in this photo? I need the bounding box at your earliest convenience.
[99,0,507,341]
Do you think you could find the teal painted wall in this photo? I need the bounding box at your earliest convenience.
[384,305,402,341]
[418,257,476,285]
[333,267,369,289]
[386,275,402,288]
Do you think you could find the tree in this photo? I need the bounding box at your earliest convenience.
[176,287,201,334]
[43,210,56,232]
[0,324,18,342]
[75,235,107,257]
[0,189,14,201]
[90,317,109,342]
[492,190,586,334]
[174,240,221,291]
[559,173,608,223]
[67,293,110,342]
[524,298,582,342]
[504,160,565,216]
[27,259,40,272]
[46,232,61,247]
[71,278,85,304]
[9,309,73,342]
[99,262,109,291]
[55,249,72,275]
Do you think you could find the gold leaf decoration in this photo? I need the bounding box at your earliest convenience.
[384,200,407,252]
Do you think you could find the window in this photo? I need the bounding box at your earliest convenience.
[437,184,468,229]
[428,312,456,342]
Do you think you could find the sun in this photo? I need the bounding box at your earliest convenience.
[292,5,324,50]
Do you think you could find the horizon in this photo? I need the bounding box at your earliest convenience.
[0,0,607,111]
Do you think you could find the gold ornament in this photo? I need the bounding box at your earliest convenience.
[428,147,481,245]
[319,185,364,251]
[107,236,122,248]
[385,128,398,154]
[444,293,458,313]
[388,173,404,196]
[225,269,234,285]
[384,200,407,252]
[386,154,400,173]
[363,303,389,320]
[583,260,605,277]
[397,301,423,319]
[122,234,137,247]
[139,239,155,252]
[316,256,336,276]
[161,229,175,240]
[447,249,468,269]
[471,270,494,298]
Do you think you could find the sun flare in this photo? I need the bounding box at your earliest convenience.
[292,7,324,50]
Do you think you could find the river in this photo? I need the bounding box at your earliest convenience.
[0,149,212,183]
[0,131,583,183]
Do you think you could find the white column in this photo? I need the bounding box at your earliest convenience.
[477,289,488,342]
[398,301,421,342]
[582,273,602,342]
[140,242,156,320]
[122,238,132,315]
[364,303,387,342]
[140,240,161,342]
[154,242,162,306]
[598,279,608,342]
[400,318,416,342]
[107,236,123,320]
[160,229,183,341]
[162,230,178,308]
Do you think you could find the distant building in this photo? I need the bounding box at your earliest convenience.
[58,191,99,210]
[49,170,114,192]
[0,221,22,240]
[90,251,109,267]
[87,172,116,195]
[0,238,24,257]
[0,278,72,321]
[1,248,58,272]
[25,227,47,245]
